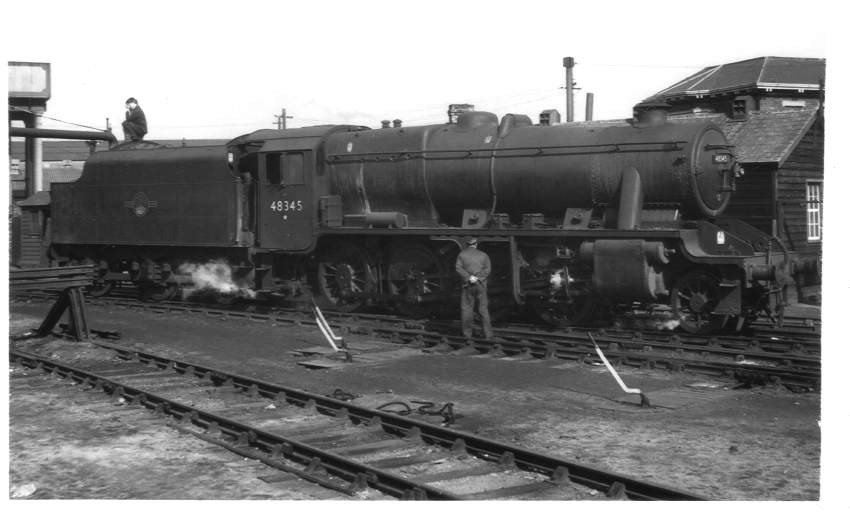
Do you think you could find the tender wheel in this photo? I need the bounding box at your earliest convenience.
[671,270,729,334]
[530,296,597,327]
[314,244,376,312]
[140,283,179,302]
[71,258,113,298]
[386,244,451,318]
[214,292,238,305]
[87,280,114,298]
[86,259,114,297]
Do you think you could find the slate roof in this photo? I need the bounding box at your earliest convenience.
[665,109,820,166]
[649,57,825,100]
[724,109,819,165]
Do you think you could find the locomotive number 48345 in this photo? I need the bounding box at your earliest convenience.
[270,200,303,213]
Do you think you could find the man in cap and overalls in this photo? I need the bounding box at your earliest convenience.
[122,97,148,141]
[455,237,493,340]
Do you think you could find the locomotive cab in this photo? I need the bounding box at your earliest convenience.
[226,125,369,254]
[228,135,315,252]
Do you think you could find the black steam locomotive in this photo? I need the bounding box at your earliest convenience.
[46,105,791,333]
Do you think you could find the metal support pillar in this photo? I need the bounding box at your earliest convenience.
[33,111,44,192]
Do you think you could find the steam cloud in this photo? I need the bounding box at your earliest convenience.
[647,318,681,331]
[615,315,681,331]
[178,260,256,299]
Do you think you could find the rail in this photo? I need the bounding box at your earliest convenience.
[10,344,706,500]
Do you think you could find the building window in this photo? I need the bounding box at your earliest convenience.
[805,180,823,242]
[732,95,755,119]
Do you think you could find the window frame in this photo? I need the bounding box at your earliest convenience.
[281,152,305,186]
[264,152,304,186]
[805,180,823,242]
[265,153,282,185]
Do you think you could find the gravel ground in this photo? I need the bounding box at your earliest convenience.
[8,299,823,501]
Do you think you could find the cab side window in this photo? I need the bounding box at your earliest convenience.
[265,153,304,185]
[265,154,282,185]
[282,153,304,185]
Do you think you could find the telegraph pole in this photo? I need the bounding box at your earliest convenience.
[274,108,293,130]
[563,57,575,122]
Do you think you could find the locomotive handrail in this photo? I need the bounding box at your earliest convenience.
[326,140,689,161]
[769,235,792,269]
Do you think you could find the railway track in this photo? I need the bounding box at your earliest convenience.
[9,343,705,500]
[10,291,821,389]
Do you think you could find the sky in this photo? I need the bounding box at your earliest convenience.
[2,0,847,507]
[3,0,832,140]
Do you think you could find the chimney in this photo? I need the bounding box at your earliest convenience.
[381,120,391,129]
[392,119,402,128]
[585,92,594,121]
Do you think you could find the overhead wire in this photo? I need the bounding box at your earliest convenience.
[9,106,108,132]
[8,86,601,136]
[580,62,707,70]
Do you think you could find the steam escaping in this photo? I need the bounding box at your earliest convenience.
[550,269,573,291]
[178,260,256,299]
[614,313,681,331]
[647,317,681,331]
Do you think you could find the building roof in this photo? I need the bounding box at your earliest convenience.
[724,109,819,165]
[17,191,51,207]
[649,57,825,100]
[42,165,84,186]
[8,140,107,161]
[666,109,820,166]
[9,139,228,160]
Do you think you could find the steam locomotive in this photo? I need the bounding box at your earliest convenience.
[45,104,791,333]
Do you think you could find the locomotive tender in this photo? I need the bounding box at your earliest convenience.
[48,106,791,333]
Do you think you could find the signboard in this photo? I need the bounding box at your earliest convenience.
[8,62,51,99]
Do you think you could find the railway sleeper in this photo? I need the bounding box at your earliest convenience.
[12,347,709,499]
